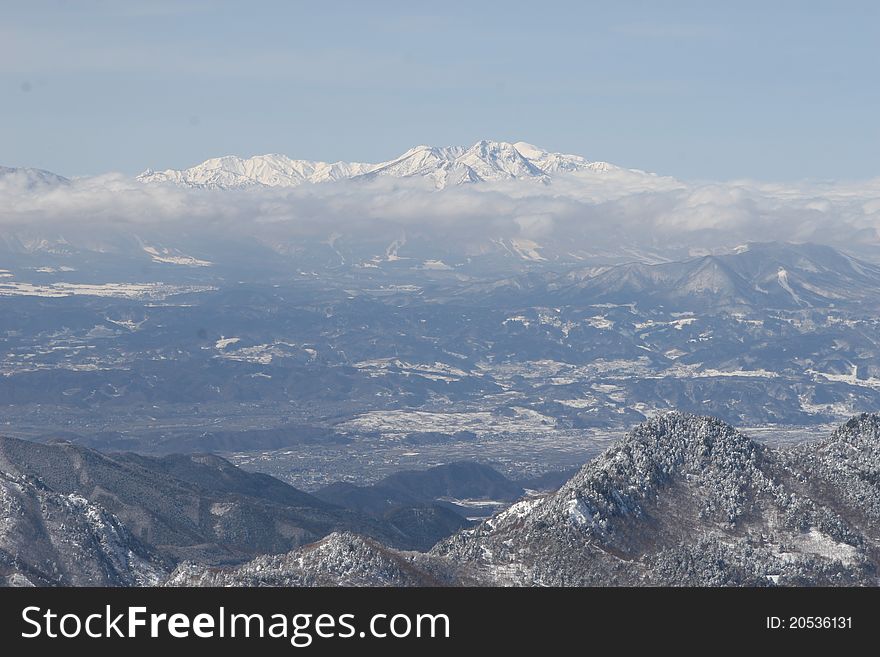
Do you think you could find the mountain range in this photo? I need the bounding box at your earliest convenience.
[136,140,622,189]
[5,412,880,586]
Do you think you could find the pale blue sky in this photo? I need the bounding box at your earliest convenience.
[2,0,878,180]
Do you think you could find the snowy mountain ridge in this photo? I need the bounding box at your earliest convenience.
[137,140,621,189]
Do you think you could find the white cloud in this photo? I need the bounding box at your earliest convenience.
[1,168,879,261]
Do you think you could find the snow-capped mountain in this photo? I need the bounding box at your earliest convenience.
[137,140,618,189]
